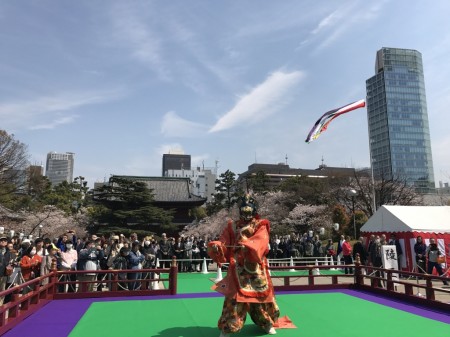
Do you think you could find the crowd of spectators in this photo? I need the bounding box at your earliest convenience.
[0,231,213,300]
[0,230,447,303]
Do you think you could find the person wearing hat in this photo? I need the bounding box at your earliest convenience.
[207,194,280,336]
[0,236,13,305]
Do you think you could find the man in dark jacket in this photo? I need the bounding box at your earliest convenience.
[353,237,368,265]
[0,236,13,305]
[77,241,104,292]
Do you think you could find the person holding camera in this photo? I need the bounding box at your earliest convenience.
[77,241,104,292]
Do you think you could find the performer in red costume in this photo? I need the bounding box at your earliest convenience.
[208,194,279,336]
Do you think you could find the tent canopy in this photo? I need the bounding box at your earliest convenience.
[360,205,450,234]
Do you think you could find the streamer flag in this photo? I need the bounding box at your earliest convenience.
[305,99,366,143]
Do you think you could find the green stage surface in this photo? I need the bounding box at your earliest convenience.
[161,270,345,294]
[68,292,450,337]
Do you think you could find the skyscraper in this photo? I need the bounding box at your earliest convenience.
[45,152,74,186]
[366,47,435,193]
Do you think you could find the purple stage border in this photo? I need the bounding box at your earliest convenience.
[2,290,449,337]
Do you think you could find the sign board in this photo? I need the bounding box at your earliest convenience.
[381,245,398,270]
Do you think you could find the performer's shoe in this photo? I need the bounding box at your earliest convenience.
[219,330,230,337]
[264,324,277,335]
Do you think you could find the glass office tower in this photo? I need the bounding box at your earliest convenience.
[45,152,74,186]
[366,47,435,193]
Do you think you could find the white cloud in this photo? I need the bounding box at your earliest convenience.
[29,115,79,130]
[161,111,209,137]
[109,2,169,80]
[0,90,123,130]
[209,70,304,133]
[299,1,388,51]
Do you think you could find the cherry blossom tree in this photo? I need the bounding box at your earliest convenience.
[15,205,87,239]
[279,204,331,236]
[182,208,234,239]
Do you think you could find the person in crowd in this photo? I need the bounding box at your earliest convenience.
[191,238,201,271]
[158,233,172,268]
[18,239,31,259]
[76,237,84,253]
[146,239,158,268]
[325,239,336,264]
[336,235,345,265]
[353,237,367,266]
[112,247,130,290]
[0,236,13,305]
[77,241,103,292]
[141,239,156,285]
[369,235,383,286]
[106,235,121,269]
[414,236,427,275]
[208,194,279,336]
[342,236,353,274]
[278,237,288,261]
[4,241,18,304]
[130,232,139,244]
[426,238,449,286]
[41,245,59,285]
[60,241,78,292]
[20,244,42,282]
[269,237,280,266]
[303,238,314,262]
[174,236,185,272]
[291,236,303,262]
[367,235,376,266]
[34,238,46,257]
[127,241,145,290]
[56,230,77,252]
[94,238,108,292]
[313,235,323,259]
[184,236,193,272]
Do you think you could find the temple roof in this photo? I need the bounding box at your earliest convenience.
[111,175,206,204]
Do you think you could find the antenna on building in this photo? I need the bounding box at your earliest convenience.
[255,152,257,164]
[215,160,219,175]
[285,154,288,165]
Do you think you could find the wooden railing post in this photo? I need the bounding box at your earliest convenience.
[386,270,394,291]
[425,277,435,300]
[308,268,314,286]
[354,253,363,286]
[169,256,178,295]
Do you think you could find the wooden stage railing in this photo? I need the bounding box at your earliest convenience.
[0,256,448,336]
[0,257,178,336]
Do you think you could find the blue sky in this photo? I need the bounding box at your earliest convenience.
[1,1,450,187]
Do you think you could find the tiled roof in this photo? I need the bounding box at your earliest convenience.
[112,176,206,203]
[0,205,23,220]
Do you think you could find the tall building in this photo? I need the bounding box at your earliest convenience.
[45,152,74,186]
[366,47,435,193]
[162,153,191,176]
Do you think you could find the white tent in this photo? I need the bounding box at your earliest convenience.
[361,205,450,272]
